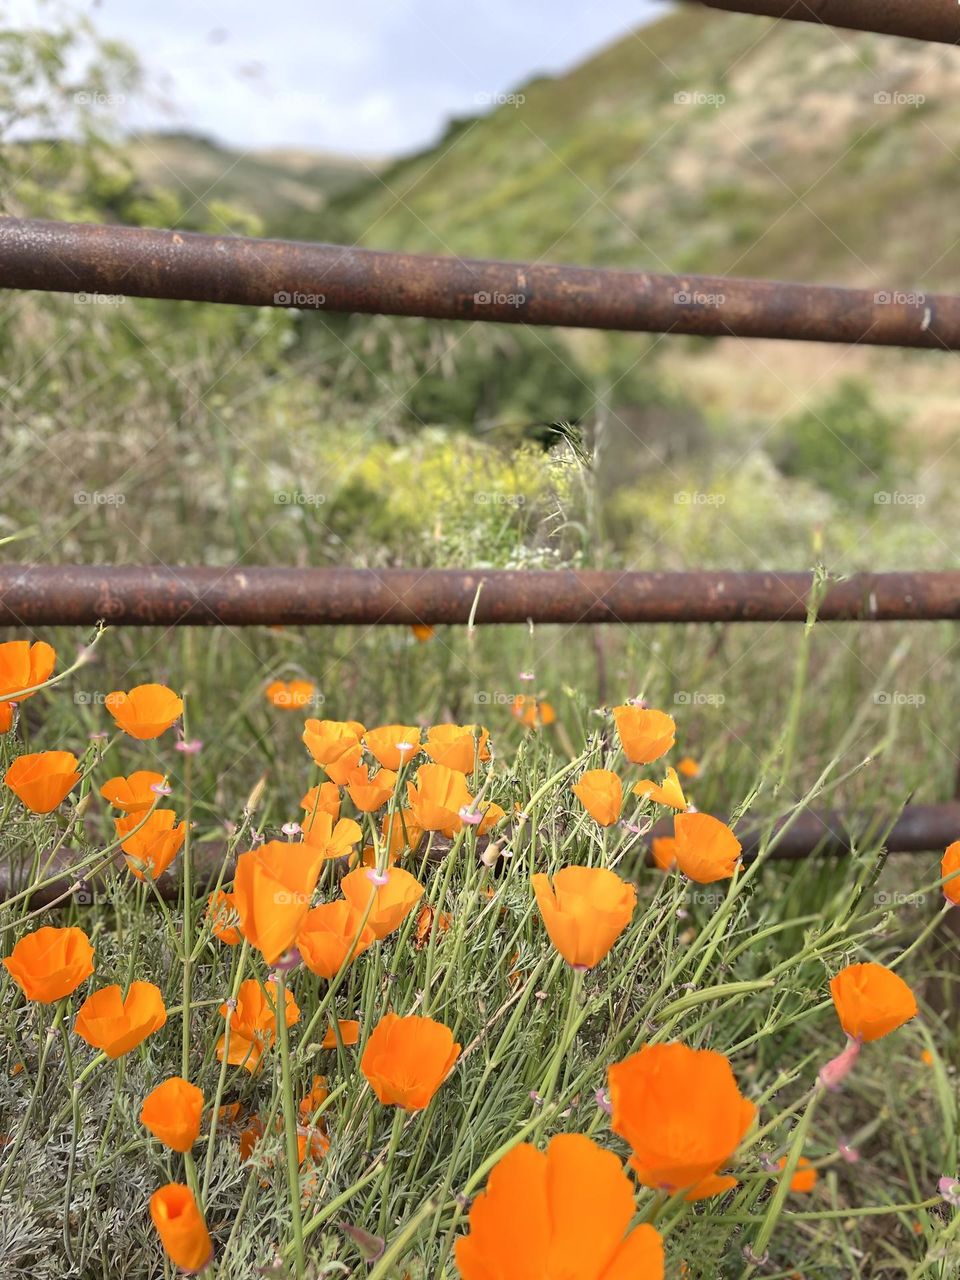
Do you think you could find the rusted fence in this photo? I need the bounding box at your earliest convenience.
[1,0,958,872]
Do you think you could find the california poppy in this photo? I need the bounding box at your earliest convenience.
[150,1184,212,1273]
[365,724,421,771]
[340,866,425,940]
[232,840,326,963]
[942,841,960,905]
[265,678,317,710]
[100,770,166,814]
[612,706,675,765]
[381,809,424,856]
[455,1133,664,1280]
[829,962,918,1042]
[608,1042,755,1200]
[207,890,241,945]
[302,719,365,780]
[4,751,81,814]
[776,1155,817,1193]
[116,809,186,880]
[412,903,451,950]
[406,762,473,837]
[572,770,623,827]
[650,837,678,872]
[105,684,183,740]
[141,1077,204,1152]
[532,866,636,969]
[677,756,700,778]
[0,639,55,733]
[217,978,300,1074]
[322,1019,361,1049]
[672,812,741,884]
[300,781,341,825]
[423,724,491,773]
[75,982,167,1058]
[634,767,686,811]
[511,696,557,730]
[301,812,363,861]
[343,765,398,813]
[3,925,94,1003]
[361,1012,460,1110]
[297,901,376,978]
[411,623,434,643]
[299,1074,329,1121]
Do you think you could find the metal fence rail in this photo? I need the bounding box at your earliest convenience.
[0,216,953,348]
[2,566,960,626]
[691,0,959,45]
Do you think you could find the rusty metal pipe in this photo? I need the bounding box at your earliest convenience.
[4,566,960,627]
[693,0,960,44]
[0,217,955,349]
[4,804,956,909]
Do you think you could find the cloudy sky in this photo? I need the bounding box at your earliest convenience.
[59,0,667,156]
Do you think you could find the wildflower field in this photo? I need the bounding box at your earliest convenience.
[0,610,958,1280]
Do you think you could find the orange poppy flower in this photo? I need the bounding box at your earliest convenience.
[650,837,678,872]
[942,841,960,905]
[217,978,300,1074]
[412,904,451,950]
[633,767,686,811]
[322,1019,361,1049]
[532,867,636,969]
[265,678,317,709]
[364,724,422,771]
[105,684,183,740]
[297,901,377,978]
[301,812,363,860]
[477,800,507,835]
[423,724,491,773]
[455,1133,664,1280]
[411,623,435,643]
[74,982,167,1058]
[341,866,425,940]
[3,925,94,1003]
[232,840,326,963]
[299,1074,329,1121]
[511,696,557,730]
[141,1077,204,1152]
[608,1042,755,1200]
[115,809,186,880]
[300,781,341,825]
[829,962,918,1042]
[207,890,242,945]
[343,765,398,813]
[572,770,623,827]
[677,756,700,779]
[381,809,424,856]
[150,1184,212,1273]
[672,812,741,884]
[361,1012,460,1110]
[406,762,473,836]
[777,1155,817,1193]
[0,639,56,732]
[4,751,81,814]
[302,718,365,777]
[612,706,675,765]
[100,770,166,814]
